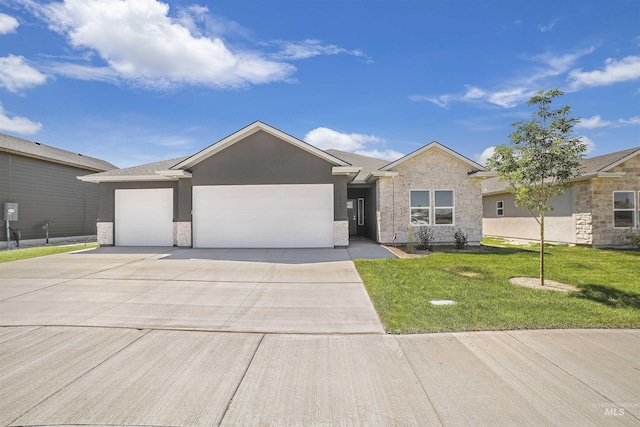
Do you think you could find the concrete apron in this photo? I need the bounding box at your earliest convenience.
[1,249,638,426]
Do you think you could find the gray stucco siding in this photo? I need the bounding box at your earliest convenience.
[0,151,99,241]
[97,181,180,222]
[191,130,347,221]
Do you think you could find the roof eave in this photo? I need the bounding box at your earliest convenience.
[571,172,625,182]
[364,170,399,183]
[468,170,498,179]
[77,175,175,183]
[155,170,192,179]
[598,149,640,172]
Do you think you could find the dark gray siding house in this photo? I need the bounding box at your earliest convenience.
[81,121,489,248]
[0,132,117,243]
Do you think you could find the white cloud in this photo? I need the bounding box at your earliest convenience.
[576,115,613,129]
[474,146,495,166]
[618,116,640,125]
[355,149,403,161]
[272,39,367,61]
[303,127,402,160]
[538,18,560,33]
[29,0,294,89]
[579,135,596,155]
[304,127,382,151]
[0,54,47,93]
[568,55,640,90]
[0,13,19,34]
[0,104,42,134]
[413,48,594,109]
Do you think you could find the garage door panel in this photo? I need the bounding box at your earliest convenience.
[193,184,333,248]
[115,189,173,247]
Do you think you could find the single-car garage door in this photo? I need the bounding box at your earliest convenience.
[193,184,334,248]
[115,188,173,246]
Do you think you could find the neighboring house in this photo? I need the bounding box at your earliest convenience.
[482,146,640,247]
[80,121,490,248]
[0,132,117,243]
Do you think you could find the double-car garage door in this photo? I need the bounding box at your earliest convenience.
[193,184,334,248]
[114,184,334,248]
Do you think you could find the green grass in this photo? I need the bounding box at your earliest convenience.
[355,241,640,333]
[0,243,98,263]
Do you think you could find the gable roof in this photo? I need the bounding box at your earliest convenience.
[0,132,117,172]
[381,141,485,172]
[172,121,350,170]
[579,146,640,173]
[325,149,390,184]
[482,146,640,195]
[79,157,189,183]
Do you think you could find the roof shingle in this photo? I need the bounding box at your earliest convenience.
[0,132,117,172]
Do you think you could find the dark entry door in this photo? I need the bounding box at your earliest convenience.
[347,199,357,236]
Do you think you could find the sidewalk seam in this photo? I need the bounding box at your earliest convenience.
[393,336,445,426]
[505,331,640,422]
[218,333,265,425]
[6,329,152,426]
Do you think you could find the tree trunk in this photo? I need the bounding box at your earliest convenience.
[540,210,545,287]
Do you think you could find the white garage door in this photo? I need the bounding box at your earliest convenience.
[193,184,334,248]
[115,188,173,246]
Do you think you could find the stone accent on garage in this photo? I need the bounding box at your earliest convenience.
[333,221,349,247]
[376,148,484,245]
[174,222,192,247]
[97,222,113,245]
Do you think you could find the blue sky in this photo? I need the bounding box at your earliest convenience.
[0,0,638,168]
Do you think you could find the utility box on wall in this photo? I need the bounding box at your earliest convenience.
[4,202,18,221]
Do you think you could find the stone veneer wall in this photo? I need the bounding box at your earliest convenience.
[589,155,640,246]
[573,181,593,245]
[174,222,192,247]
[333,220,349,247]
[96,221,113,245]
[376,148,484,245]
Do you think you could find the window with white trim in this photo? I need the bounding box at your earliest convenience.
[410,190,430,225]
[496,201,504,217]
[357,198,365,226]
[613,191,636,228]
[434,190,454,225]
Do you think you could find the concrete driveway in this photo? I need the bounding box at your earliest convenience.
[0,246,386,334]
[1,247,639,426]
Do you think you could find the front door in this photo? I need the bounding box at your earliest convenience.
[347,199,357,236]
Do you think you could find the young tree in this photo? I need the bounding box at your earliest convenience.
[487,89,586,286]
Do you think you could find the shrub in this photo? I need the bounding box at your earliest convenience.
[453,228,468,250]
[416,226,434,251]
[621,228,640,249]
[406,226,414,253]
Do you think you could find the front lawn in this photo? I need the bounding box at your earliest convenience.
[0,243,98,263]
[355,242,639,333]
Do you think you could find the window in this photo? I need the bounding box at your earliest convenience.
[496,201,504,217]
[410,190,430,225]
[357,198,365,225]
[613,191,636,228]
[434,190,454,225]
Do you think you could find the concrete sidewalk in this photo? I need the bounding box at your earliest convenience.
[1,327,638,426]
[1,248,638,426]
